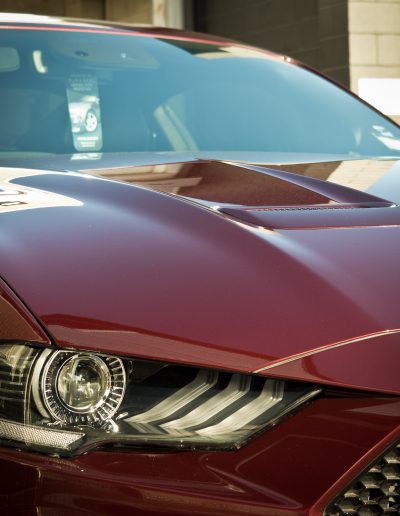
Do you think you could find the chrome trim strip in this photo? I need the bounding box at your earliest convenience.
[253,329,400,373]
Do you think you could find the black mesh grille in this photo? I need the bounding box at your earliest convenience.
[325,441,400,515]
[252,205,359,211]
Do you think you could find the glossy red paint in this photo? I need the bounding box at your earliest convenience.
[0,396,399,515]
[0,161,399,394]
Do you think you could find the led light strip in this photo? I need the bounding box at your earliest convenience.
[196,379,284,436]
[126,369,218,426]
[161,374,251,433]
[125,373,286,440]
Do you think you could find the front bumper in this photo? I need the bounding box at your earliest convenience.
[0,396,399,516]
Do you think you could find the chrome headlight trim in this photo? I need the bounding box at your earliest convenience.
[38,350,126,425]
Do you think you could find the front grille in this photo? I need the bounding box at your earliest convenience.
[325,441,400,515]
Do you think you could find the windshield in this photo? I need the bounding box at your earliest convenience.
[1,26,399,161]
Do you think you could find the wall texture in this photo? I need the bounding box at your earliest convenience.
[348,0,400,91]
[0,0,184,25]
[0,0,153,22]
[0,0,104,18]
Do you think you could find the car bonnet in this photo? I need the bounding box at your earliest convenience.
[0,158,399,394]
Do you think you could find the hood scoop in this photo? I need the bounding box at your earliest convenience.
[76,158,397,229]
[216,163,398,229]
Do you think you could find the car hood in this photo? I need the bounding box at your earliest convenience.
[0,156,399,394]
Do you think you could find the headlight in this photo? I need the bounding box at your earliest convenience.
[37,350,126,425]
[0,343,320,456]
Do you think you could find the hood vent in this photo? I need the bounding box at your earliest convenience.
[220,204,400,229]
[241,203,382,211]
[212,163,398,229]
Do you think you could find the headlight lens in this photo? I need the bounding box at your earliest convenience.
[0,343,320,456]
[39,351,125,424]
[56,355,111,412]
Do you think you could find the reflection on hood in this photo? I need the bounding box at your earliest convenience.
[0,168,83,213]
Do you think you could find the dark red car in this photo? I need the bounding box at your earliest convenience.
[0,13,399,516]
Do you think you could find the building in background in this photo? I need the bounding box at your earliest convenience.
[1,0,399,122]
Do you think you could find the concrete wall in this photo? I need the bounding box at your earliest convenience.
[319,0,349,86]
[106,0,152,23]
[348,0,400,88]
[0,0,104,18]
[0,0,183,26]
[347,0,400,122]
